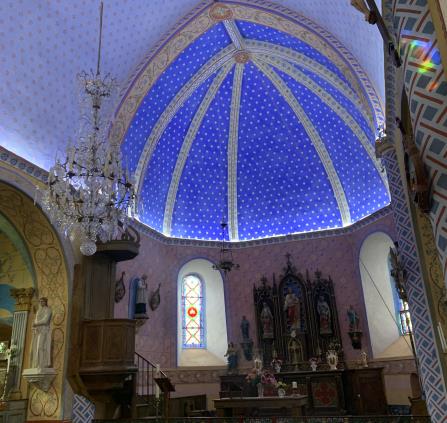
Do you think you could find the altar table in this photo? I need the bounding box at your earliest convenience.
[214,395,308,417]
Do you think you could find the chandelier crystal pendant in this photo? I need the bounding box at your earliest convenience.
[212,219,240,275]
[40,2,136,256]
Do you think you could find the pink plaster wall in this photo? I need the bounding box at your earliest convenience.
[115,213,397,368]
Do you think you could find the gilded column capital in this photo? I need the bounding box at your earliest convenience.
[10,288,35,312]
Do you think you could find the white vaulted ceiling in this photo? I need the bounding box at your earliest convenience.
[0,0,384,170]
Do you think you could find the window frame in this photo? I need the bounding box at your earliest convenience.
[181,273,206,349]
[388,254,412,336]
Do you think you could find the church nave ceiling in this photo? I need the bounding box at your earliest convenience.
[117,1,389,241]
[0,0,389,242]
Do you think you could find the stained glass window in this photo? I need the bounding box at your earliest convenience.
[182,274,205,348]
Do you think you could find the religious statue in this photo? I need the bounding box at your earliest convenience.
[347,305,360,332]
[271,349,282,373]
[30,297,52,369]
[260,302,274,339]
[284,287,301,331]
[135,275,148,318]
[347,305,363,348]
[225,342,238,374]
[359,351,368,368]
[241,315,250,340]
[240,315,253,360]
[317,295,332,335]
[288,338,303,364]
[389,243,408,302]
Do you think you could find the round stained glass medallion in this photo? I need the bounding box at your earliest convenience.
[187,306,198,318]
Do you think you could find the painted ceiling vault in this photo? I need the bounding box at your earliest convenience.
[116,1,389,241]
[0,0,389,242]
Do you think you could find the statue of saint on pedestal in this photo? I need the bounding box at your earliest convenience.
[284,287,301,331]
[241,315,250,340]
[135,275,148,318]
[288,338,303,364]
[347,305,360,332]
[225,342,238,374]
[240,316,253,361]
[317,295,332,335]
[30,297,52,369]
[260,302,274,339]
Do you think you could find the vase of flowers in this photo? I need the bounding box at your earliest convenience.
[326,350,338,370]
[246,368,277,397]
[276,381,288,397]
[309,357,318,372]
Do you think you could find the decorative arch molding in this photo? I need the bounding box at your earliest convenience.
[111,0,384,149]
[0,162,78,282]
[0,182,70,420]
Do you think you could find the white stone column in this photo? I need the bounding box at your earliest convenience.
[10,310,28,390]
[9,288,34,395]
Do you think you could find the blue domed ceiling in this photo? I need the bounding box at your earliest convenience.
[115,1,389,242]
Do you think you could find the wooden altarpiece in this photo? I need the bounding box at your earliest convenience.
[253,254,343,370]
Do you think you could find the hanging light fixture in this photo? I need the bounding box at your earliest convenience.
[39,2,136,256]
[213,219,240,275]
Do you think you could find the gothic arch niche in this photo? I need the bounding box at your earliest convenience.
[177,258,227,367]
[0,182,69,420]
[359,231,412,358]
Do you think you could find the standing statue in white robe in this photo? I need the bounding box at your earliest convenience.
[30,298,52,369]
[135,275,149,318]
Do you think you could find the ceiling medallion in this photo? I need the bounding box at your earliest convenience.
[234,50,251,64]
[209,3,233,22]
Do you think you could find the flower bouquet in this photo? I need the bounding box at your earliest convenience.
[261,370,277,385]
[276,381,288,389]
[246,368,277,397]
[276,381,288,397]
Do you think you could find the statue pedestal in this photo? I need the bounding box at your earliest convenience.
[348,330,363,349]
[22,368,56,392]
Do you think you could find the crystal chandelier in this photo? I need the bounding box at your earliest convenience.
[213,219,239,275]
[40,2,136,256]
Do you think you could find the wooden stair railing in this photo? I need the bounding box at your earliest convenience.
[133,352,167,418]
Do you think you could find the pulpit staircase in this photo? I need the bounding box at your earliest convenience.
[133,352,166,418]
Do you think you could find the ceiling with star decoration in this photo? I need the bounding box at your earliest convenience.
[0,0,388,242]
[115,1,389,241]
